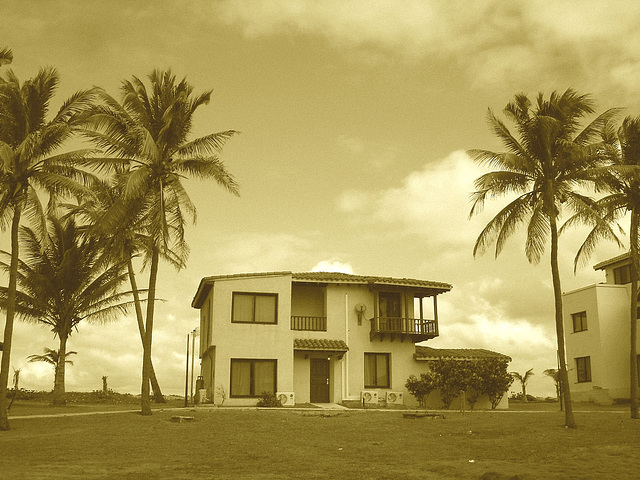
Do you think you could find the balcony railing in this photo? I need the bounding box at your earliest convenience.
[370,317,438,342]
[291,316,327,331]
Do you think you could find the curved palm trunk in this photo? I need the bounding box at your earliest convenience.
[141,246,159,415]
[52,335,68,405]
[0,205,22,431]
[550,214,577,428]
[629,211,639,419]
[127,258,165,403]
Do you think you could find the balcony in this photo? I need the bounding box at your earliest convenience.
[291,316,327,331]
[370,317,438,342]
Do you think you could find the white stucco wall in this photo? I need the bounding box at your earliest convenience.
[564,283,631,403]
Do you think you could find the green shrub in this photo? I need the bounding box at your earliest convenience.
[256,392,282,407]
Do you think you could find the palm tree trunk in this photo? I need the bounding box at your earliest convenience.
[141,246,159,415]
[52,335,68,405]
[127,257,165,403]
[0,205,22,431]
[629,210,639,419]
[550,214,577,428]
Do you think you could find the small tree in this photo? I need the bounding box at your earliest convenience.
[405,372,438,408]
[511,368,534,401]
[431,359,470,409]
[477,358,513,409]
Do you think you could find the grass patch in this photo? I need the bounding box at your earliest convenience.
[1,407,638,479]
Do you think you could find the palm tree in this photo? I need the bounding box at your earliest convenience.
[0,214,132,405]
[511,368,534,401]
[80,69,239,414]
[567,116,640,419]
[0,67,97,429]
[543,368,562,407]
[64,178,167,402]
[468,89,619,428]
[27,347,77,391]
[0,47,12,67]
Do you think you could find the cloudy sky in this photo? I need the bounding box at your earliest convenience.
[3,0,640,398]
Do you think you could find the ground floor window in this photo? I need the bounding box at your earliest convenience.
[364,353,390,388]
[230,359,277,397]
[576,356,591,383]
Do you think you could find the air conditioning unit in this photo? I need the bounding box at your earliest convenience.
[361,390,379,404]
[277,392,295,406]
[386,391,404,405]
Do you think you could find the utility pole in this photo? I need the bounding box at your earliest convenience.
[184,334,189,407]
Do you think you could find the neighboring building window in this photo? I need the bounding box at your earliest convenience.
[613,265,631,284]
[364,353,390,388]
[572,311,588,332]
[576,356,592,383]
[379,292,401,317]
[232,293,277,324]
[230,359,277,397]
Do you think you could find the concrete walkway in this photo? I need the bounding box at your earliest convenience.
[310,403,350,410]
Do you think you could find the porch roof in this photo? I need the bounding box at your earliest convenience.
[294,338,349,353]
[593,253,629,271]
[414,346,510,361]
[292,272,452,294]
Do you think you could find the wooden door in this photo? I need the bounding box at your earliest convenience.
[310,358,330,403]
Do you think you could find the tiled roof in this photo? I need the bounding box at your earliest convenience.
[292,272,452,291]
[593,253,629,271]
[414,345,510,361]
[294,338,349,352]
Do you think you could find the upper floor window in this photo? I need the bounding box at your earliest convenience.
[232,292,277,324]
[576,356,591,383]
[572,311,587,333]
[613,265,631,284]
[379,292,401,318]
[364,353,390,388]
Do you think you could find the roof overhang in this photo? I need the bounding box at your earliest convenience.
[293,338,349,353]
[414,346,511,362]
[593,253,630,271]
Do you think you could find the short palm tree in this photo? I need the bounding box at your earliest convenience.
[27,347,77,391]
[0,214,132,405]
[0,67,97,429]
[567,116,640,419]
[468,89,619,428]
[511,368,534,401]
[543,368,562,406]
[80,69,239,414]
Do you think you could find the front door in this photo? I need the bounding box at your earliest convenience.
[310,358,330,403]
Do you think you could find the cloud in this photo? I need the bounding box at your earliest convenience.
[311,260,354,274]
[210,0,640,95]
[338,150,484,248]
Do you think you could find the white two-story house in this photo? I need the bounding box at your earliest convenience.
[191,270,509,408]
[563,254,640,404]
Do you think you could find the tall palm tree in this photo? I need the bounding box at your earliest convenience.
[0,214,132,404]
[0,68,97,429]
[81,69,239,414]
[27,347,77,391]
[511,368,534,401]
[568,116,640,419]
[64,178,167,402]
[468,89,619,428]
